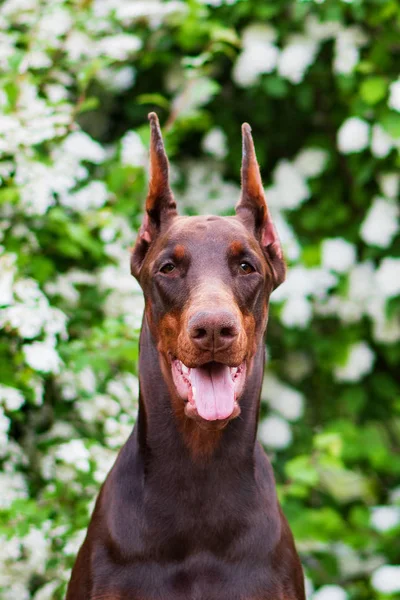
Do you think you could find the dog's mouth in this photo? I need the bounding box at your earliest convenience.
[171,359,246,423]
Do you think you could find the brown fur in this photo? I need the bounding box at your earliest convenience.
[66,115,305,600]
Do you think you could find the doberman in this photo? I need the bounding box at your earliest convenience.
[66,113,305,600]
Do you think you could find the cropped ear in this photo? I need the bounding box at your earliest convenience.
[235,123,285,289]
[131,113,177,278]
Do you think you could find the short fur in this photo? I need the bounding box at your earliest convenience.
[66,114,305,600]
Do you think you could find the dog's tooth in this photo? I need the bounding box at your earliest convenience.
[192,385,196,399]
[182,364,189,374]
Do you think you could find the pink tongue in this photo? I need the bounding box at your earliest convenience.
[189,363,235,421]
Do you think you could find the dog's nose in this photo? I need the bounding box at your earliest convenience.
[188,310,240,352]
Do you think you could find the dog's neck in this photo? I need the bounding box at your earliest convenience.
[135,317,265,470]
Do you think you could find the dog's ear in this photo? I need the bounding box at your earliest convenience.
[235,123,285,289]
[131,113,177,278]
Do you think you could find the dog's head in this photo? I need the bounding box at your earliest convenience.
[131,113,285,430]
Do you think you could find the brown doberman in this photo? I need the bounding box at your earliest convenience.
[66,114,305,600]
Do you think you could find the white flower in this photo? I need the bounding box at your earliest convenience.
[104,417,133,448]
[305,577,314,599]
[0,406,10,446]
[97,65,136,92]
[271,211,301,261]
[56,439,90,472]
[313,585,347,600]
[120,130,147,167]
[348,261,375,304]
[281,296,313,328]
[242,24,277,46]
[333,542,384,579]
[116,0,188,29]
[337,117,370,153]
[107,377,135,405]
[0,471,28,509]
[371,565,400,594]
[371,124,395,158]
[388,78,400,112]
[0,252,16,306]
[272,265,337,302]
[90,445,117,483]
[373,314,400,344]
[278,36,318,84]
[0,385,24,411]
[321,238,356,273]
[23,339,62,373]
[202,128,228,159]
[0,278,67,340]
[284,352,312,382]
[23,526,50,573]
[36,7,73,42]
[33,581,60,600]
[14,278,44,309]
[99,265,134,293]
[294,148,328,178]
[370,506,400,532]
[77,394,120,422]
[375,258,400,298]
[64,30,95,61]
[390,487,400,502]
[62,131,106,164]
[19,49,52,72]
[1,583,29,600]
[45,83,69,103]
[63,528,86,556]
[315,296,360,324]
[261,375,304,421]
[269,160,310,210]
[16,160,56,216]
[378,172,399,199]
[360,197,399,248]
[258,415,292,449]
[334,37,359,75]
[334,341,375,382]
[97,34,142,60]
[333,27,367,75]
[77,367,97,394]
[174,76,220,118]
[305,16,342,41]
[0,115,21,157]
[0,160,13,182]
[30,377,44,406]
[62,181,109,211]
[233,42,279,87]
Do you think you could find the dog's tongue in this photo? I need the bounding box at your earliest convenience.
[189,363,235,421]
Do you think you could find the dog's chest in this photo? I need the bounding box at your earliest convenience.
[91,552,292,600]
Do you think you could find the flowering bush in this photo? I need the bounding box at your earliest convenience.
[0,0,399,598]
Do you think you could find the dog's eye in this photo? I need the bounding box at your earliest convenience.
[239,262,255,274]
[160,263,176,274]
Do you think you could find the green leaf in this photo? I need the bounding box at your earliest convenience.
[380,111,400,138]
[285,455,319,487]
[318,463,375,504]
[262,76,289,98]
[360,77,387,105]
[136,94,170,110]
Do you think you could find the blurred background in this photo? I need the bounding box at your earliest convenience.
[0,0,399,598]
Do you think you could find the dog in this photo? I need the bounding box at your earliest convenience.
[66,113,305,600]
